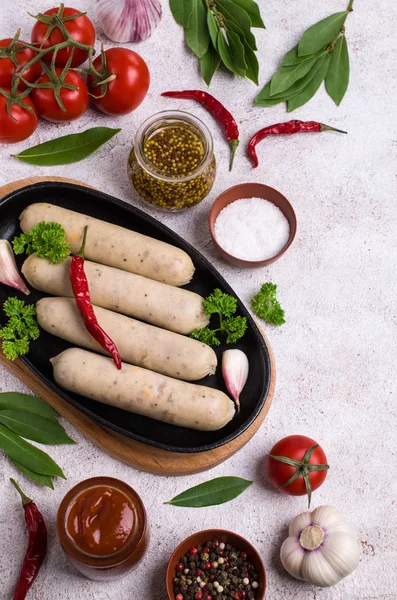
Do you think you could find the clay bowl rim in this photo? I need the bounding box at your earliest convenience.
[166,528,267,599]
[208,182,297,267]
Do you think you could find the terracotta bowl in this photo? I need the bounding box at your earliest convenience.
[166,529,266,599]
[208,182,297,268]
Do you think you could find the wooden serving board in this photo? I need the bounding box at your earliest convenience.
[0,176,276,476]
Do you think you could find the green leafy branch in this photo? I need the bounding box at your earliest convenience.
[255,0,354,110]
[190,288,247,346]
[0,298,40,360]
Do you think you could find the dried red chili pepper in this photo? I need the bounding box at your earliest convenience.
[248,120,347,168]
[162,90,240,171]
[10,479,47,600]
[70,226,122,370]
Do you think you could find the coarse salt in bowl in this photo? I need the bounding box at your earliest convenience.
[209,183,297,268]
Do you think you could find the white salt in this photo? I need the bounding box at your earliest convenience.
[214,197,290,261]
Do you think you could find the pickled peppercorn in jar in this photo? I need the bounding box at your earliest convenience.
[129,111,216,211]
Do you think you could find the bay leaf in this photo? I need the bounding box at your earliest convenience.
[255,55,326,105]
[0,423,66,478]
[10,459,54,489]
[281,45,318,67]
[231,0,265,28]
[185,0,209,59]
[270,54,318,96]
[200,44,221,86]
[13,127,121,166]
[287,54,331,112]
[170,0,194,27]
[215,0,257,50]
[298,11,348,56]
[165,476,252,507]
[207,10,219,49]
[218,31,247,77]
[325,35,350,106]
[241,42,259,85]
[0,392,58,421]
[0,410,75,445]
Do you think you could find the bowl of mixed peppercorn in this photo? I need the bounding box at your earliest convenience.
[166,529,266,600]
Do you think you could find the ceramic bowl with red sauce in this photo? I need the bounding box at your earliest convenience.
[57,476,149,581]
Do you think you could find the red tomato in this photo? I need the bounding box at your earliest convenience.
[0,92,38,143]
[31,69,89,122]
[87,48,150,116]
[31,6,95,67]
[266,435,328,499]
[0,39,42,90]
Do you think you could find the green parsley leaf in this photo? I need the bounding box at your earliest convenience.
[190,289,247,346]
[13,221,70,264]
[251,282,285,326]
[0,298,40,360]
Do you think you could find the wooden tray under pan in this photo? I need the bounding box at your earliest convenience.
[0,177,276,475]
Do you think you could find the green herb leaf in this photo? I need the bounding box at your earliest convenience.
[217,31,246,77]
[13,221,70,263]
[0,423,65,478]
[200,44,221,86]
[165,476,252,507]
[280,46,318,67]
[255,54,327,106]
[0,410,75,445]
[190,327,221,346]
[298,11,348,56]
[241,43,259,85]
[203,289,237,317]
[287,53,330,111]
[170,0,194,26]
[270,54,318,96]
[0,392,58,421]
[185,0,209,59]
[215,0,257,51]
[251,283,285,326]
[13,127,121,166]
[325,35,349,106]
[231,0,265,28]
[10,459,54,489]
[207,10,219,48]
[222,316,248,343]
[0,298,40,360]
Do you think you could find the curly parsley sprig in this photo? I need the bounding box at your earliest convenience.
[251,283,285,326]
[13,221,70,264]
[190,289,247,346]
[0,298,40,360]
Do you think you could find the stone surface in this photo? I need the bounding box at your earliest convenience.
[0,1,396,599]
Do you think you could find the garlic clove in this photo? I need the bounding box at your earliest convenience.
[288,510,312,537]
[0,240,30,295]
[311,505,344,528]
[96,0,162,43]
[221,349,249,410]
[280,537,305,580]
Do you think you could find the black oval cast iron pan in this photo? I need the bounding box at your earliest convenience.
[0,182,271,453]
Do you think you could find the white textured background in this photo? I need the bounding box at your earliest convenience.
[0,1,396,599]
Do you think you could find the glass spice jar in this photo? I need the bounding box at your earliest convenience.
[57,477,149,581]
[128,110,216,211]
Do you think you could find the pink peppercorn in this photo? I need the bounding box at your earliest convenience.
[176,595,183,600]
[190,546,198,555]
[195,594,203,600]
[176,563,184,570]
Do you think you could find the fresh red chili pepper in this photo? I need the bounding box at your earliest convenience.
[162,90,240,171]
[248,120,347,168]
[11,479,47,600]
[70,226,122,370]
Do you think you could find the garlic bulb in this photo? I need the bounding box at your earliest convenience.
[281,505,360,587]
[0,240,30,295]
[222,349,249,410]
[96,0,162,43]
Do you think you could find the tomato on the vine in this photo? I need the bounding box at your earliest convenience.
[31,6,95,67]
[31,69,89,122]
[0,39,42,90]
[266,435,329,506]
[0,91,38,143]
[87,48,150,116]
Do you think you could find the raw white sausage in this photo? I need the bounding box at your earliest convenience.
[20,203,195,286]
[22,255,208,335]
[37,297,217,380]
[51,348,235,431]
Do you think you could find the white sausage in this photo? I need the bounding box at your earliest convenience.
[22,255,208,335]
[37,297,217,380]
[51,348,235,431]
[20,203,195,286]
